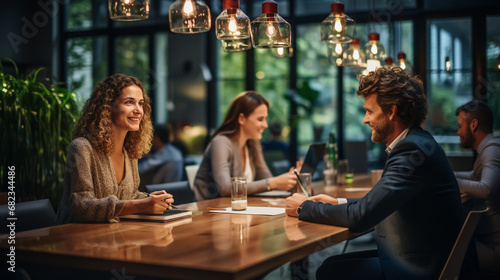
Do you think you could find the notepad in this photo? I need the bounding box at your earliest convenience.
[120,209,192,222]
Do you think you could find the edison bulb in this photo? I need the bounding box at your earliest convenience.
[335,43,343,55]
[228,17,237,32]
[334,19,343,33]
[183,0,194,15]
[266,23,275,37]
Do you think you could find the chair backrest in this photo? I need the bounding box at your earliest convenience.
[185,164,199,191]
[0,199,56,234]
[439,208,488,280]
[145,181,195,205]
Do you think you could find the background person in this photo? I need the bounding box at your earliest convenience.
[455,100,500,273]
[57,74,174,224]
[286,67,471,279]
[193,91,300,201]
[138,124,184,185]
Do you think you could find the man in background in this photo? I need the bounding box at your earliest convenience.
[455,100,500,273]
[139,124,184,185]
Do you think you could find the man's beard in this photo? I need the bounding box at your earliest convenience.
[371,116,391,144]
[460,127,475,149]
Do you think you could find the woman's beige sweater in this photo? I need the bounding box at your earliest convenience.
[57,137,147,224]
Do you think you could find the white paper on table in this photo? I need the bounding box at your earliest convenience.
[209,206,285,215]
[344,187,373,192]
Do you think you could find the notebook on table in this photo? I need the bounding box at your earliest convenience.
[120,209,192,222]
[254,143,326,197]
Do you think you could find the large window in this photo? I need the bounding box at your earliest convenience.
[487,16,500,135]
[426,18,472,155]
[64,0,169,125]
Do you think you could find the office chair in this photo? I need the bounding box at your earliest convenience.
[184,164,199,191]
[145,180,195,205]
[0,198,56,234]
[439,207,488,280]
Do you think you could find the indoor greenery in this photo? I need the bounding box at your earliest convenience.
[0,59,80,210]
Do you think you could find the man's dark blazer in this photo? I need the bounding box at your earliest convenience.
[299,127,465,279]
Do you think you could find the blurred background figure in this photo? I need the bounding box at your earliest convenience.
[261,121,290,175]
[139,124,184,187]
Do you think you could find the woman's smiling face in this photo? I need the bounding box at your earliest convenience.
[111,85,144,134]
[239,104,269,140]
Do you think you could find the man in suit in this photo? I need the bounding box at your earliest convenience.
[286,67,470,279]
[455,100,500,273]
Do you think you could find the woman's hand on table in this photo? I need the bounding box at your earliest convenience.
[270,167,298,191]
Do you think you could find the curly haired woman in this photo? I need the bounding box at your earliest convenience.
[57,74,174,224]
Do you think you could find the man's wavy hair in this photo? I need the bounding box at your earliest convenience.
[72,74,153,159]
[357,67,428,128]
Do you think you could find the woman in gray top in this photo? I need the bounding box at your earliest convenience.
[194,91,300,201]
[57,74,174,223]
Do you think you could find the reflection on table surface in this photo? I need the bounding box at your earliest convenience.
[0,174,373,280]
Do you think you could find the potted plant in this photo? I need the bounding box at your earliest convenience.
[0,59,80,211]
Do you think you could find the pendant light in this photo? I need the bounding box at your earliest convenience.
[445,56,452,72]
[272,46,294,58]
[384,57,395,68]
[169,0,211,34]
[364,32,386,72]
[396,21,413,73]
[364,0,386,72]
[251,0,291,48]
[397,52,413,73]
[108,0,149,21]
[216,0,251,40]
[321,2,354,44]
[221,38,253,52]
[345,38,366,68]
[327,42,347,66]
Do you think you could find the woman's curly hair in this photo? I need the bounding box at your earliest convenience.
[72,74,153,159]
[357,67,428,128]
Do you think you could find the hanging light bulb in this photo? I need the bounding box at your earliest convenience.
[445,56,452,72]
[397,52,413,73]
[364,32,386,72]
[251,0,291,48]
[327,42,346,66]
[384,57,395,68]
[272,46,294,58]
[496,54,500,70]
[345,38,366,68]
[108,0,149,21]
[169,0,211,34]
[321,2,355,44]
[221,38,253,52]
[216,0,251,42]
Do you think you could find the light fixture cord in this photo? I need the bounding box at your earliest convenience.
[371,0,376,33]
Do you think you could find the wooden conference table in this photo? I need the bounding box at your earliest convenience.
[0,175,372,280]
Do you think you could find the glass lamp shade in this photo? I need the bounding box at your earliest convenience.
[108,0,149,21]
[272,46,294,58]
[251,0,291,48]
[169,0,211,34]
[221,38,253,52]
[364,33,386,72]
[216,0,251,40]
[345,38,366,68]
[397,52,413,73]
[320,2,354,44]
[327,42,347,66]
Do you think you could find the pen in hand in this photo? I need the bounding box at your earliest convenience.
[293,169,310,197]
